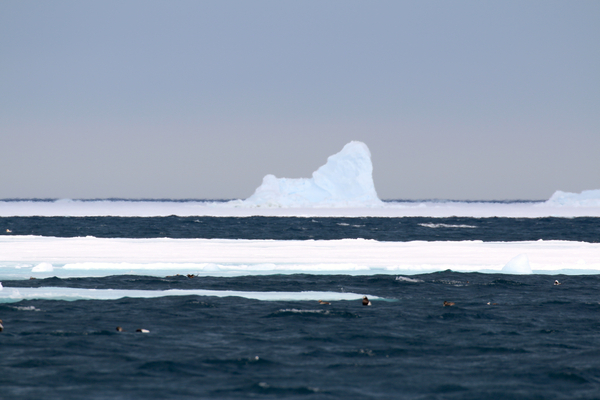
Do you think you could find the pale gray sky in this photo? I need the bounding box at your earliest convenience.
[1,0,598,200]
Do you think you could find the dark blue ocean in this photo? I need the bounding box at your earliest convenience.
[2,216,600,399]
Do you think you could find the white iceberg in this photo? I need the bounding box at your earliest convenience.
[501,254,532,275]
[545,189,600,207]
[242,141,383,207]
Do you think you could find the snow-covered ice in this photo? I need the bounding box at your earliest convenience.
[1,236,599,279]
[2,198,600,217]
[1,198,599,217]
[0,287,377,304]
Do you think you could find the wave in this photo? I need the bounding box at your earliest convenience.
[418,223,477,229]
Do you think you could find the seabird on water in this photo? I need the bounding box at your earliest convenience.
[443,301,455,307]
[0,319,3,332]
[318,300,331,305]
[554,280,561,285]
[362,296,372,306]
[136,329,150,333]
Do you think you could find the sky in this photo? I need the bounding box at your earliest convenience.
[1,0,598,200]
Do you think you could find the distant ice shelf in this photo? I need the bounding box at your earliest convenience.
[1,198,600,217]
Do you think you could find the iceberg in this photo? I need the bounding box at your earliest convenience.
[545,189,600,207]
[242,141,383,207]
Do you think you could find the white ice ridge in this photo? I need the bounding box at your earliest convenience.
[1,236,599,278]
[545,189,600,207]
[0,287,376,304]
[240,141,382,207]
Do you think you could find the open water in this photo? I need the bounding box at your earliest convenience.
[1,216,599,242]
[1,216,600,399]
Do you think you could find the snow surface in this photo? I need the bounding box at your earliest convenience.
[1,236,599,279]
[241,141,382,207]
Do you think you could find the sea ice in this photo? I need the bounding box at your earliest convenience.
[242,141,382,207]
[2,236,599,279]
[0,287,378,303]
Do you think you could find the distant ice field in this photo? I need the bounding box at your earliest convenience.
[2,198,600,217]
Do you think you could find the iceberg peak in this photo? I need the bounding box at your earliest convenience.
[243,141,382,207]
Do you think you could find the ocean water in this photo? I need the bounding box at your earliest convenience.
[2,211,600,399]
[1,216,599,242]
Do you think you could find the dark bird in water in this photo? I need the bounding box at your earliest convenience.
[0,319,3,332]
[187,274,196,278]
[116,326,123,332]
[136,329,150,333]
[554,280,561,285]
[318,300,331,305]
[443,301,455,307]
[362,296,372,306]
